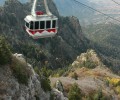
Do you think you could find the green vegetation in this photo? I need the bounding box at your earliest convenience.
[15,43,48,67]
[0,36,11,65]
[51,67,70,77]
[0,36,30,85]
[34,66,51,92]
[68,83,82,100]
[10,56,30,85]
[107,77,120,95]
[67,85,110,100]
[115,86,120,94]
[82,60,96,69]
[41,77,51,92]
[78,57,97,69]
[34,95,40,100]
[73,50,99,69]
[93,88,109,100]
[94,89,103,100]
[83,88,110,100]
[50,93,55,100]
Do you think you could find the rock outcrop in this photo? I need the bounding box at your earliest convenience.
[0,53,49,100]
[0,53,69,100]
[52,88,68,100]
[50,50,120,99]
[72,49,103,68]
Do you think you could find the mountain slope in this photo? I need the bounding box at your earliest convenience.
[0,0,28,5]
[83,23,120,74]
[0,0,89,69]
[52,0,120,73]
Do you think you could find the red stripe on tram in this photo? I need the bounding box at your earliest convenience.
[29,30,44,35]
[47,29,56,32]
[29,29,56,35]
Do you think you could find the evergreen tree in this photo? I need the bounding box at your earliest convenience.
[68,83,82,100]
[94,88,103,100]
[71,72,78,80]
[34,66,51,92]
[0,36,11,65]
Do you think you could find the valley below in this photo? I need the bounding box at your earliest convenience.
[0,0,120,100]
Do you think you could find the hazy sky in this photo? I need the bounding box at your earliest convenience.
[0,0,120,9]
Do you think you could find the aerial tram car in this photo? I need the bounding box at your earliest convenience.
[24,0,58,39]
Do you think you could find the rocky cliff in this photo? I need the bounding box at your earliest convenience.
[0,53,50,100]
[0,35,68,100]
[0,53,69,100]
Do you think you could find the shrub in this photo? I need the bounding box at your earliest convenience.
[71,72,78,80]
[51,67,69,77]
[10,56,30,85]
[34,95,40,100]
[107,77,120,87]
[40,77,51,92]
[50,93,55,100]
[94,89,103,100]
[86,89,110,100]
[34,66,51,92]
[83,60,96,69]
[115,86,120,94]
[0,36,11,65]
[68,83,82,100]
[34,66,40,75]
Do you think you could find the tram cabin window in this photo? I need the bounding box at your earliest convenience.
[52,20,56,28]
[26,22,29,28]
[40,21,45,29]
[46,21,51,29]
[30,21,34,29]
[35,21,39,29]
